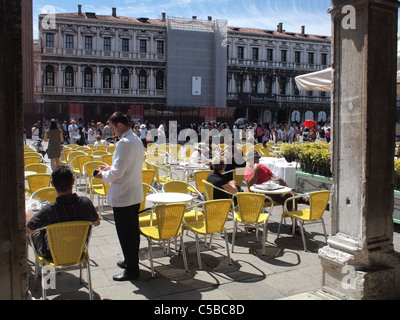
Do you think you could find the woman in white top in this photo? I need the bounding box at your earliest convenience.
[31,123,40,141]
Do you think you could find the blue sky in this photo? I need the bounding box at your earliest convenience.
[33,0,333,38]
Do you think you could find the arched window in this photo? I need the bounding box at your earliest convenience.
[45,65,54,87]
[318,111,327,122]
[121,68,129,89]
[65,66,74,87]
[291,110,301,123]
[156,70,164,90]
[84,67,93,88]
[139,69,147,90]
[103,68,111,89]
[305,110,314,120]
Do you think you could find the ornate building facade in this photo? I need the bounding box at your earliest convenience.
[32,5,331,128]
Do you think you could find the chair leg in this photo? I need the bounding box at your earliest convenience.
[148,238,155,277]
[277,216,283,238]
[231,221,237,253]
[195,234,202,269]
[262,222,267,256]
[86,261,93,300]
[321,218,328,243]
[299,221,307,251]
[180,235,189,273]
[224,230,231,265]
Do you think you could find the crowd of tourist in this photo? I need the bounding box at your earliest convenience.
[29,117,331,148]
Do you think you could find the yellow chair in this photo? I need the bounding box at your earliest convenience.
[162,180,204,223]
[92,150,110,157]
[24,156,42,166]
[24,151,42,158]
[100,154,113,166]
[67,151,87,164]
[84,149,94,156]
[90,177,109,218]
[140,203,188,278]
[183,199,233,269]
[232,192,273,255]
[70,155,93,190]
[233,168,245,188]
[68,144,79,149]
[82,161,106,198]
[138,183,158,227]
[202,179,234,202]
[25,163,51,174]
[142,169,156,186]
[61,149,72,164]
[106,145,116,153]
[145,160,178,190]
[26,173,52,196]
[277,190,330,251]
[96,145,108,151]
[76,146,90,151]
[188,170,213,196]
[259,147,272,157]
[31,187,58,203]
[29,221,94,300]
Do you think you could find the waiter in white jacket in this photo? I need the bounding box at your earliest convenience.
[95,112,144,281]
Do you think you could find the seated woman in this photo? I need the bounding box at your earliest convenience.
[206,155,238,200]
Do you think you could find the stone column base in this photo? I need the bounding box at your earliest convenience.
[319,245,400,300]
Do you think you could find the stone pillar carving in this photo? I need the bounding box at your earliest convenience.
[319,0,400,299]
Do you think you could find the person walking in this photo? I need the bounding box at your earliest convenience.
[95,112,144,281]
[44,119,63,170]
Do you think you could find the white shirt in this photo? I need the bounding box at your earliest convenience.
[102,130,144,207]
[190,150,209,165]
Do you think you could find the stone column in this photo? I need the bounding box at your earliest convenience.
[0,0,32,299]
[319,0,400,299]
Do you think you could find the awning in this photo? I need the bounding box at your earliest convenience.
[295,67,400,94]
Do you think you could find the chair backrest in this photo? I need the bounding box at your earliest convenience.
[163,180,188,194]
[67,151,87,163]
[25,163,50,174]
[145,161,160,182]
[31,187,58,202]
[235,192,266,223]
[155,203,187,239]
[76,156,94,173]
[202,179,214,201]
[140,183,150,211]
[310,190,331,220]
[68,144,79,150]
[27,174,52,194]
[194,170,213,193]
[46,221,92,266]
[84,149,94,155]
[83,161,106,185]
[92,150,110,156]
[24,152,41,158]
[107,146,116,153]
[96,145,108,151]
[142,169,156,185]
[24,156,42,166]
[76,146,90,151]
[233,169,245,187]
[100,155,113,166]
[204,199,232,234]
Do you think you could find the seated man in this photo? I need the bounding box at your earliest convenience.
[245,151,308,229]
[206,155,238,200]
[190,143,211,165]
[26,165,100,260]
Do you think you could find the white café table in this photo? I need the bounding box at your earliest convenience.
[176,163,210,182]
[250,185,294,196]
[24,171,37,177]
[146,192,193,205]
[259,157,297,189]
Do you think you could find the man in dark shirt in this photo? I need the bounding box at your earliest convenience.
[206,156,238,200]
[26,165,100,259]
